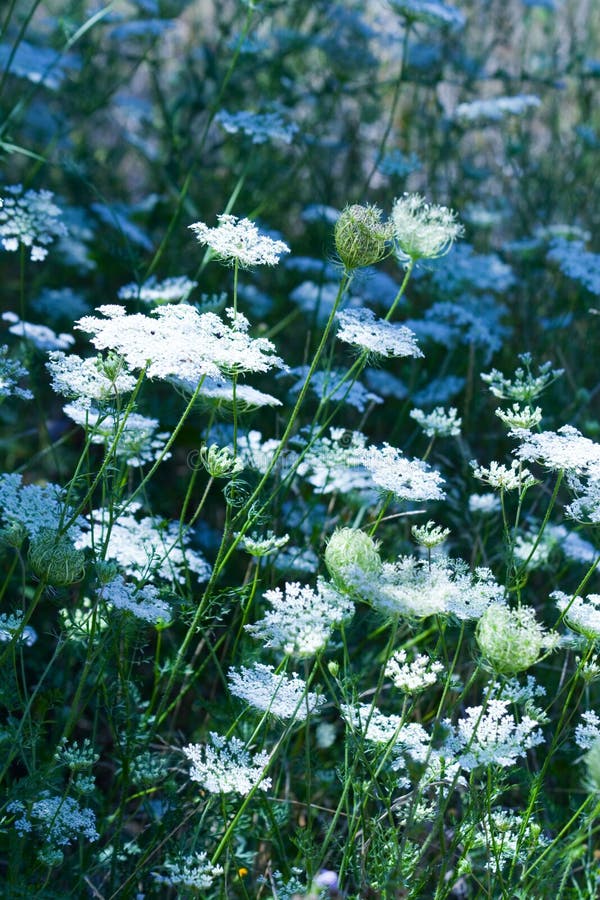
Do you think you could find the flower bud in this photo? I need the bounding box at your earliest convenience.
[28,529,86,586]
[334,204,392,270]
[325,527,382,594]
[476,603,555,675]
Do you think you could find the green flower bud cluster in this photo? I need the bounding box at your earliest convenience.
[325,527,382,594]
[28,529,86,586]
[334,204,392,270]
[476,602,556,675]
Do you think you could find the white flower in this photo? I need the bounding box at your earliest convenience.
[335,308,422,358]
[228,663,324,720]
[77,506,211,585]
[153,852,223,890]
[0,472,82,540]
[553,591,600,639]
[567,475,600,524]
[2,312,74,351]
[455,94,541,124]
[0,345,32,401]
[515,425,600,478]
[575,711,600,750]
[0,184,67,261]
[246,580,354,657]
[391,193,463,262]
[482,357,563,402]
[446,698,544,770]
[118,275,197,305]
[189,214,290,267]
[468,493,500,515]
[63,404,170,468]
[75,304,286,382]
[358,442,445,501]
[362,555,504,621]
[183,732,271,794]
[47,351,138,408]
[237,531,289,557]
[99,576,172,625]
[472,459,538,492]
[410,406,461,437]
[495,402,542,433]
[215,108,298,145]
[385,649,444,693]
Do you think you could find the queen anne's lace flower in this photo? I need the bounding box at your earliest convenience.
[3,312,74,351]
[358,443,445,501]
[118,275,197,305]
[0,184,67,261]
[153,852,224,890]
[446,699,544,770]
[47,351,138,409]
[228,663,324,720]
[553,591,600,639]
[99,576,172,625]
[63,404,170,468]
[515,425,600,478]
[336,308,422,358]
[0,346,32,402]
[189,214,290,267]
[385,649,444,693]
[0,472,82,540]
[183,733,271,794]
[472,459,537,492]
[391,193,463,262]
[77,505,211,585]
[215,109,298,145]
[410,406,461,437]
[246,580,354,657]
[76,305,286,382]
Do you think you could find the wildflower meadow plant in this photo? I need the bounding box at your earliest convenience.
[1,1,600,897]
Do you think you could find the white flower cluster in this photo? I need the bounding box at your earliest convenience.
[47,351,138,409]
[0,472,82,540]
[553,591,600,639]
[228,663,324,720]
[495,402,542,433]
[2,312,74,351]
[445,698,544,770]
[299,428,374,496]
[63,404,170,468]
[76,304,286,382]
[472,809,545,874]
[468,492,501,514]
[358,442,445,502]
[0,613,36,646]
[341,703,430,760]
[99,576,172,625]
[360,555,504,621]
[410,406,461,438]
[575,711,600,750]
[472,459,537,492]
[391,193,463,262]
[385,649,444,693]
[184,375,281,408]
[335,308,422,358]
[0,345,32,402]
[118,275,197,305]
[9,794,98,845]
[482,357,563,402]
[237,531,289,557]
[515,425,600,477]
[77,505,211,585]
[0,184,67,261]
[246,580,355,657]
[189,214,290,267]
[455,94,541,124]
[183,733,271,795]
[567,476,600,524]
[514,522,596,570]
[153,852,224,890]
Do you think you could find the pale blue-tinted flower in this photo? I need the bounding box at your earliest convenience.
[118,275,197,305]
[216,108,298,144]
[547,238,600,296]
[455,94,541,124]
[390,0,466,29]
[0,185,67,261]
[0,346,32,402]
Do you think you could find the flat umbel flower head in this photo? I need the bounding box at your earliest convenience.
[183,732,271,794]
[189,214,290,267]
[359,442,445,501]
[228,663,324,720]
[391,193,463,262]
[0,184,67,261]
[335,308,422,358]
